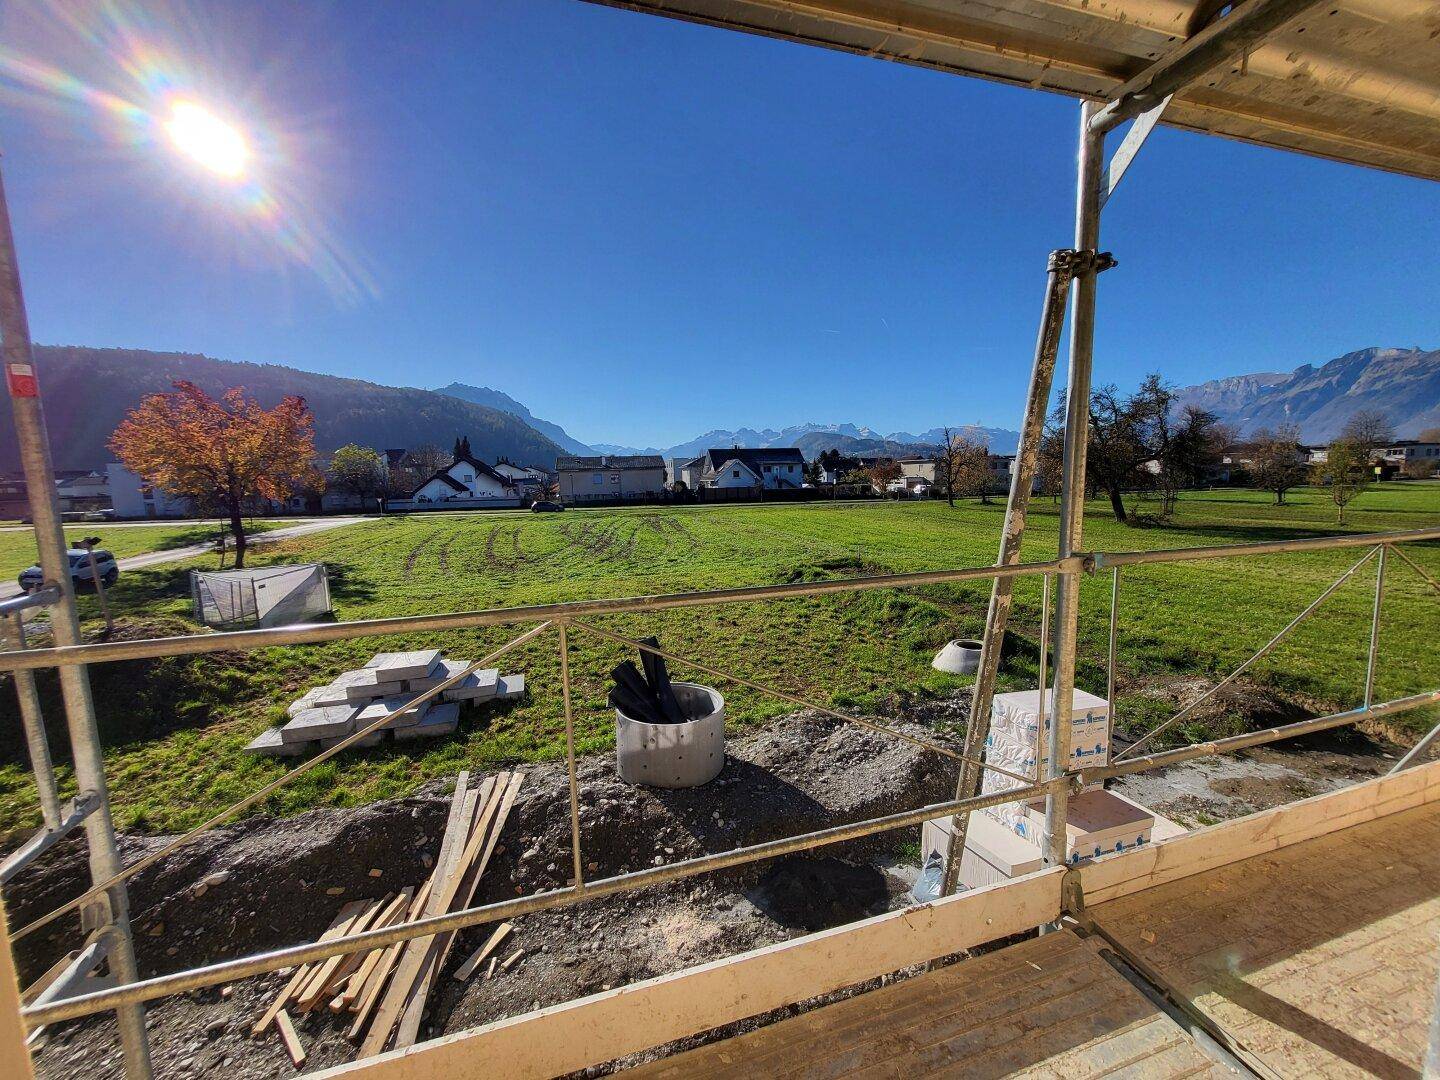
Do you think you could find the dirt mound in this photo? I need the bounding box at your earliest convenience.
[15,707,960,1079]
[1117,675,1309,748]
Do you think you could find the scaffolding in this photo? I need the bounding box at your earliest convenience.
[0,0,1438,1076]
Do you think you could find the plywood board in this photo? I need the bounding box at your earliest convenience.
[1093,798,1440,1079]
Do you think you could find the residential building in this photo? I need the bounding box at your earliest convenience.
[107,463,190,518]
[556,455,667,503]
[410,448,520,504]
[1378,440,1440,477]
[898,458,936,483]
[0,476,26,520]
[687,447,806,490]
[492,460,550,495]
[55,471,110,513]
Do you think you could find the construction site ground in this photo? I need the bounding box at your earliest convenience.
[5,693,1406,1079]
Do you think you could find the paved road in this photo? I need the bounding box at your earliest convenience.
[0,515,352,533]
[0,517,365,599]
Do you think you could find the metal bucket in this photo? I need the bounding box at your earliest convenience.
[615,682,725,788]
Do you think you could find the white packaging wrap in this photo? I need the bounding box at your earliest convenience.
[979,689,1112,841]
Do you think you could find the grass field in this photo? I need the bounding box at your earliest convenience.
[0,484,1436,837]
[0,519,280,582]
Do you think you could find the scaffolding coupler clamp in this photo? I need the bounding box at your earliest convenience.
[1048,249,1117,277]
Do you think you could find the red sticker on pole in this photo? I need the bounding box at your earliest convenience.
[6,362,37,397]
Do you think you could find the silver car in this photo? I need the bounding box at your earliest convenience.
[18,549,119,592]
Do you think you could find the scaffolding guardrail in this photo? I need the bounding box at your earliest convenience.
[4,522,1437,1037]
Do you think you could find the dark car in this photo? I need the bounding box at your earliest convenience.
[530,501,565,513]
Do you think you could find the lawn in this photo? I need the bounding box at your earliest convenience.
[0,519,281,582]
[1,484,1436,837]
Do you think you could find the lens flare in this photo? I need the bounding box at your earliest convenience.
[164,100,248,178]
[0,1,377,305]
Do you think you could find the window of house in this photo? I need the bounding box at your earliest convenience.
[788,465,795,472]
[592,473,603,485]
[733,469,741,478]
[611,473,620,484]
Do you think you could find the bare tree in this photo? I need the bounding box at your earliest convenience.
[1418,426,1440,443]
[1036,424,1065,504]
[864,460,901,495]
[1402,457,1437,479]
[933,428,990,507]
[1340,409,1395,452]
[952,435,992,504]
[1153,406,1224,517]
[1313,438,1373,522]
[1247,424,1309,505]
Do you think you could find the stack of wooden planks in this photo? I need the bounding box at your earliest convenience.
[251,769,525,1064]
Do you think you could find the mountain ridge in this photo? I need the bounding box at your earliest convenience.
[3,346,564,473]
[431,383,596,455]
[1173,346,1439,441]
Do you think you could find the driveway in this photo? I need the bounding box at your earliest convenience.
[0,516,366,600]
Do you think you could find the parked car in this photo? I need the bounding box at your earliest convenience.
[17,548,118,592]
[530,501,565,513]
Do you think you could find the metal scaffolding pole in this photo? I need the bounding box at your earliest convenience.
[1042,99,1106,874]
[937,248,1083,897]
[0,161,153,1079]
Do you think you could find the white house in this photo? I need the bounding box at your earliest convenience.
[492,461,549,493]
[687,448,806,490]
[107,463,190,519]
[411,449,519,504]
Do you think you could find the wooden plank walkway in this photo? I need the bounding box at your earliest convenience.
[623,929,1237,1079]
[1092,799,1440,1080]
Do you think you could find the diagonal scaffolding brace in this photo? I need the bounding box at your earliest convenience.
[1117,544,1381,761]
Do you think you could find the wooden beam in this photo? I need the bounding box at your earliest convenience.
[310,866,1063,1080]
[0,895,35,1080]
[342,889,414,1009]
[359,773,480,1056]
[275,1008,307,1068]
[395,772,520,1048]
[253,900,368,1037]
[349,883,432,1041]
[453,924,512,983]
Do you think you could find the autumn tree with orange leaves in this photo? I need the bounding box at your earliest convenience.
[110,382,322,567]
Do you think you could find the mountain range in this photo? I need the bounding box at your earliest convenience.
[6,343,1434,476]
[1,347,563,474]
[1172,346,1440,441]
[558,423,1019,461]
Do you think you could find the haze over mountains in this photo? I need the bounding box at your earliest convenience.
[5,344,1434,476]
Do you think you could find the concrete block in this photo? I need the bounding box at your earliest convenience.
[321,728,387,749]
[287,688,325,718]
[245,726,309,757]
[355,695,429,729]
[308,682,355,708]
[393,701,460,741]
[496,673,525,699]
[345,678,406,703]
[364,650,443,681]
[281,705,358,744]
[439,668,500,702]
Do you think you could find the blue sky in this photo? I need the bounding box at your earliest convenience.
[1,0,1437,449]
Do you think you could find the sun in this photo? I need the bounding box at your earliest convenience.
[164,100,250,178]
